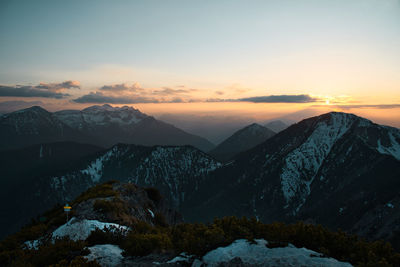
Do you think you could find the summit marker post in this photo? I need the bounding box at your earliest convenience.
[64,204,71,222]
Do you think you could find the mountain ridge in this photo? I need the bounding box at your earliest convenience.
[0,143,221,239]
[182,112,400,246]
[0,105,215,151]
[209,123,275,162]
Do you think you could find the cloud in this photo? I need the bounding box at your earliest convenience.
[239,94,318,103]
[0,85,70,98]
[170,97,185,103]
[36,80,80,92]
[153,87,196,95]
[100,82,142,92]
[0,81,80,99]
[73,91,158,104]
[73,92,321,104]
[215,91,224,95]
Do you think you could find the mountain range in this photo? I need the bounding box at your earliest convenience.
[183,112,400,246]
[0,104,214,151]
[1,108,400,251]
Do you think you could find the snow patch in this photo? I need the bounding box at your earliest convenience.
[376,130,400,161]
[56,105,146,128]
[167,252,193,263]
[386,203,395,209]
[193,239,353,267]
[80,148,116,182]
[85,244,123,267]
[24,239,40,250]
[147,209,155,218]
[52,217,129,241]
[280,113,353,213]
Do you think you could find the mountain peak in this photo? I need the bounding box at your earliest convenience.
[246,123,264,129]
[82,104,117,112]
[320,111,361,121]
[82,104,141,114]
[13,105,50,115]
[265,120,288,133]
[210,123,275,162]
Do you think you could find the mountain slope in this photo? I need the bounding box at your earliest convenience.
[0,144,220,239]
[55,104,215,151]
[0,106,91,150]
[209,123,275,162]
[44,144,221,207]
[0,142,104,239]
[265,120,289,133]
[183,112,400,243]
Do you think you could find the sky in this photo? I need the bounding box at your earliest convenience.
[0,0,399,138]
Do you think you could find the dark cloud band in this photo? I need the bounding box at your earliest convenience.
[0,85,69,99]
[100,83,141,92]
[239,94,317,103]
[73,92,158,104]
[73,92,320,104]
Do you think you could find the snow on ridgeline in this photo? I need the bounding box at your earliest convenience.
[80,146,123,183]
[50,144,221,206]
[278,112,400,214]
[191,239,353,267]
[143,146,221,176]
[376,127,400,161]
[55,104,147,128]
[280,113,354,212]
[134,146,221,206]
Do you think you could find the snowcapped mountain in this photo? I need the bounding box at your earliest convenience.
[0,104,215,151]
[45,144,221,207]
[0,106,90,150]
[54,104,148,129]
[54,104,215,151]
[183,112,400,244]
[209,123,276,162]
[0,144,220,239]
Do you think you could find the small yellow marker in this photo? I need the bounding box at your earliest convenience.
[64,204,72,222]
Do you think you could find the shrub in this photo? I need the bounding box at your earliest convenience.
[93,198,129,219]
[154,213,168,227]
[144,187,163,204]
[86,226,126,247]
[73,183,118,204]
[122,232,172,256]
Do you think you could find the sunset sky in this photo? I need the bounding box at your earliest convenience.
[0,0,399,135]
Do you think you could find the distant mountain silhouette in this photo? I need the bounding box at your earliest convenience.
[209,123,275,162]
[265,120,289,132]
